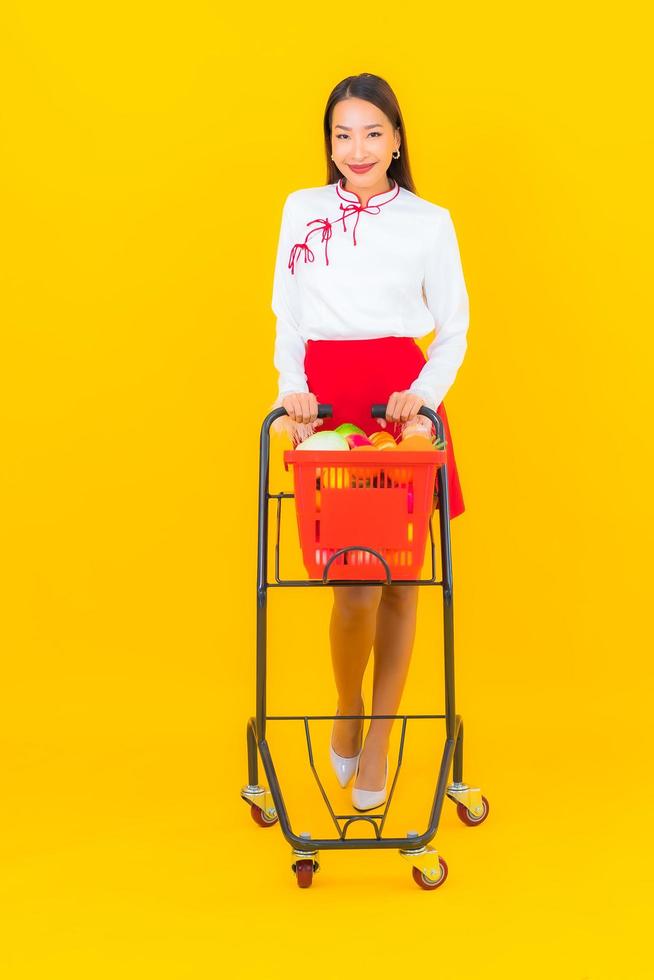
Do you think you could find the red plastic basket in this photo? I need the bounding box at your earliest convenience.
[283,448,447,581]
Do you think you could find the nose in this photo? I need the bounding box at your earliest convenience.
[351,136,372,161]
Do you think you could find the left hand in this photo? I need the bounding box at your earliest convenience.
[377,391,432,430]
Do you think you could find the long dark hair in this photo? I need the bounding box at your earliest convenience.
[323,74,417,194]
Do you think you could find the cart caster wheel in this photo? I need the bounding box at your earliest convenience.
[291,858,319,888]
[249,803,278,828]
[456,795,489,826]
[412,857,448,890]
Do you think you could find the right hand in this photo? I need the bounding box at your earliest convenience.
[281,391,322,425]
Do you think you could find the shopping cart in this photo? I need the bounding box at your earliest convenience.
[241,402,489,889]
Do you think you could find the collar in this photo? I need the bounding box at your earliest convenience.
[335,176,400,208]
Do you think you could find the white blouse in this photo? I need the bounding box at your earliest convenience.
[271,177,469,412]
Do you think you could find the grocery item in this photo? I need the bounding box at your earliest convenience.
[346,434,374,448]
[296,430,350,451]
[369,431,398,450]
[401,420,434,442]
[397,435,439,452]
[334,423,366,437]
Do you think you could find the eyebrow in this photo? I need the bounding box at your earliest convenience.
[334,123,384,131]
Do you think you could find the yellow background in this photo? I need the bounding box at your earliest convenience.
[1,2,652,976]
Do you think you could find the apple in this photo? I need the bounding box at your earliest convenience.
[346,434,374,448]
[335,423,366,437]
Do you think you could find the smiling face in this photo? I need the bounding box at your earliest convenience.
[331,97,400,202]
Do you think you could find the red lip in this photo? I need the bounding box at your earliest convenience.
[348,163,375,172]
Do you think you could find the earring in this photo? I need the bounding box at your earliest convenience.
[392,149,400,160]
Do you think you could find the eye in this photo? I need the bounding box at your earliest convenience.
[335,132,383,140]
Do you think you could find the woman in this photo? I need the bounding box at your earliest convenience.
[269,73,469,811]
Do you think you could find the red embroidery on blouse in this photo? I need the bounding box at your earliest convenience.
[288,179,400,275]
[288,241,314,274]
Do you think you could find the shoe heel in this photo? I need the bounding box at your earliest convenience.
[351,756,388,811]
[329,701,364,789]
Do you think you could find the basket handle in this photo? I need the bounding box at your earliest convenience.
[322,546,392,585]
[370,403,444,443]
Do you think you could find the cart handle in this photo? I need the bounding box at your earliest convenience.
[371,403,444,443]
[266,402,444,442]
[271,403,333,420]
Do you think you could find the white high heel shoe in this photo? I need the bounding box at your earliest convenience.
[351,755,388,811]
[329,702,364,788]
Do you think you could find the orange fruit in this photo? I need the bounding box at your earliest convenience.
[369,433,397,448]
[397,435,438,452]
[401,422,433,442]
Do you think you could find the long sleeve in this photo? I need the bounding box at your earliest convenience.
[408,210,470,409]
[269,194,320,443]
[271,193,309,399]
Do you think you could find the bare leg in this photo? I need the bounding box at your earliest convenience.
[354,584,420,790]
[329,585,382,756]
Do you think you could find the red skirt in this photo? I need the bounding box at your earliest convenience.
[304,336,465,520]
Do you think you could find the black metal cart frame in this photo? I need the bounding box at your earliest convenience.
[242,403,488,888]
